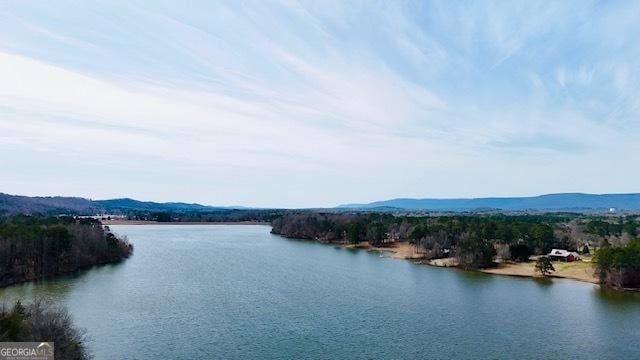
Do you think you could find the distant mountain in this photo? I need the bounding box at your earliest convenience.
[0,193,98,215]
[95,198,222,212]
[338,193,640,211]
[0,193,241,215]
[4,192,639,215]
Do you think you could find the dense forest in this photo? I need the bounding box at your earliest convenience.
[0,216,132,286]
[124,209,285,223]
[271,212,640,275]
[1,299,88,359]
[595,239,640,289]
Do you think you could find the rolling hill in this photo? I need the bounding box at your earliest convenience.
[0,193,98,215]
[0,193,231,215]
[338,193,640,211]
[3,192,639,215]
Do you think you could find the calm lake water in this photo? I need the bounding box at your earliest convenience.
[2,225,640,359]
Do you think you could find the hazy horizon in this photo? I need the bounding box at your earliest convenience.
[3,190,640,210]
[1,1,639,208]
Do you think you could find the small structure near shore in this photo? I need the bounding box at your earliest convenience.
[547,249,581,262]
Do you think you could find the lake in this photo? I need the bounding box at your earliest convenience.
[1,225,639,359]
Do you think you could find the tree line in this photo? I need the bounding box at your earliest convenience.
[125,209,285,223]
[271,212,639,273]
[1,299,89,360]
[0,216,133,286]
[594,238,640,289]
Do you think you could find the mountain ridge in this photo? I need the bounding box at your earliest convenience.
[0,193,237,215]
[2,192,639,214]
[338,193,640,211]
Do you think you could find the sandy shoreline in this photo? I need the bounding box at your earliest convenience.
[345,241,598,284]
[101,220,269,226]
[344,241,424,260]
[480,260,598,284]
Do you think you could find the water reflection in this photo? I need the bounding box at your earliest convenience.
[595,287,640,306]
[0,262,126,304]
[532,277,554,290]
[451,267,496,287]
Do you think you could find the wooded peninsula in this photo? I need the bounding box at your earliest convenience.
[0,216,133,287]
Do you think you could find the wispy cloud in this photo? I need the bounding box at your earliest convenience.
[0,0,638,206]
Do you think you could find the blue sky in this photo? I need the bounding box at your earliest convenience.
[0,1,638,207]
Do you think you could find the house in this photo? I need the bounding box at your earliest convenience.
[547,249,581,262]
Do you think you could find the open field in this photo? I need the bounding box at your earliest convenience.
[481,258,597,283]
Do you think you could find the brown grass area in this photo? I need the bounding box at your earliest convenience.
[354,241,425,259]
[340,241,598,284]
[427,257,459,267]
[481,260,598,284]
[355,242,459,266]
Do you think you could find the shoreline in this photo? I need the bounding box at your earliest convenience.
[478,255,599,284]
[340,240,599,284]
[101,220,270,226]
[100,223,601,286]
[0,257,130,288]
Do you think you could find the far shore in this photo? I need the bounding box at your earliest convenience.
[101,222,600,285]
[343,241,599,284]
[101,220,269,226]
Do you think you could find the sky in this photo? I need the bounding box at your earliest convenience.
[0,1,639,208]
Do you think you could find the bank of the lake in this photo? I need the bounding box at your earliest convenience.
[101,220,602,286]
[1,225,639,359]
[343,241,599,284]
[480,258,598,284]
[101,219,269,225]
[0,217,132,287]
